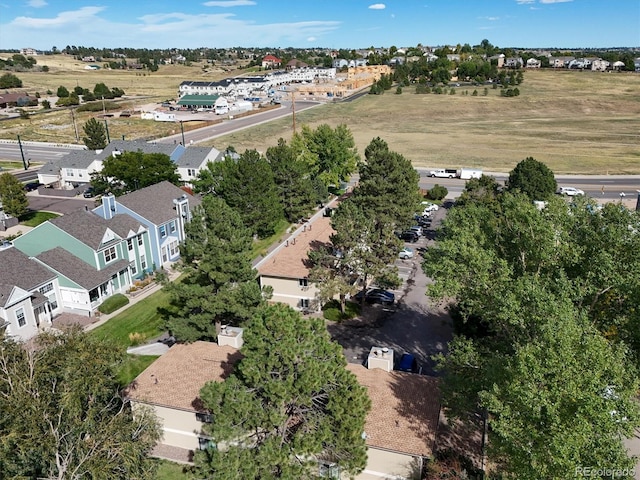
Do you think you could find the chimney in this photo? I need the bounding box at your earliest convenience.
[217,326,244,349]
[367,346,394,372]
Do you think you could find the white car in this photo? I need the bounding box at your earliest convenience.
[558,187,585,196]
[421,202,439,213]
[399,247,414,260]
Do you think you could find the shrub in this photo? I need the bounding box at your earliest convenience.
[427,184,448,201]
[322,300,361,322]
[98,293,129,314]
[77,100,119,112]
[128,332,147,346]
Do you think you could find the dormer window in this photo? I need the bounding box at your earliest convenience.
[104,246,116,263]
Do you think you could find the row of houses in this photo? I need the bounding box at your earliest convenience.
[178,66,337,98]
[1,181,199,341]
[37,139,222,189]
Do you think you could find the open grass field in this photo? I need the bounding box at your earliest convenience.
[207,69,640,174]
[2,60,639,173]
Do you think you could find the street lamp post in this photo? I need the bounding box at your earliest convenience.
[180,121,185,145]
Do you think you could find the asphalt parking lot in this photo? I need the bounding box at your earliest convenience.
[327,204,454,376]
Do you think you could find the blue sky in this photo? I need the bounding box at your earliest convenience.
[0,0,638,51]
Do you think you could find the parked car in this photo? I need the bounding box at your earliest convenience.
[83,186,95,198]
[409,225,423,236]
[557,187,584,196]
[422,202,439,213]
[24,182,42,192]
[353,288,395,305]
[399,247,414,260]
[397,353,419,373]
[398,231,419,243]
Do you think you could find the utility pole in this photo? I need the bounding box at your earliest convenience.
[70,109,79,142]
[180,121,185,145]
[16,135,28,170]
[104,119,110,143]
[291,93,296,134]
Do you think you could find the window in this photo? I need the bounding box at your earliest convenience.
[66,168,74,177]
[39,283,53,294]
[299,278,308,287]
[141,255,147,271]
[300,299,310,309]
[104,246,116,263]
[131,262,137,276]
[16,308,26,328]
[169,240,179,257]
[137,235,143,247]
[127,239,133,251]
[318,462,340,479]
[169,221,176,233]
[159,225,167,238]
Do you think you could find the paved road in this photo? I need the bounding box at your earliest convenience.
[26,192,96,214]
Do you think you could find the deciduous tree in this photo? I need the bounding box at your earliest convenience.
[0,329,161,479]
[90,150,180,195]
[0,172,28,217]
[195,304,370,479]
[507,156,557,200]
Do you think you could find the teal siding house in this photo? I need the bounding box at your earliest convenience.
[13,208,151,316]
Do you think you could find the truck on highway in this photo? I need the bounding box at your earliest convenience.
[428,168,483,179]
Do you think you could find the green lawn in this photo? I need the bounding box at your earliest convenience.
[19,210,59,226]
[117,354,159,386]
[251,218,291,259]
[91,286,172,348]
[150,459,193,479]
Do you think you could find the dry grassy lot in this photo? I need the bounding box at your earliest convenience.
[209,69,640,174]
[2,57,639,174]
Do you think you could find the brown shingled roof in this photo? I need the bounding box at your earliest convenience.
[347,364,441,458]
[125,341,242,412]
[258,215,334,279]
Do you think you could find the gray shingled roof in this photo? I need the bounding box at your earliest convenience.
[103,140,180,159]
[175,146,220,168]
[108,214,145,238]
[0,247,57,308]
[116,181,201,226]
[36,247,130,291]
[49,209,115,250]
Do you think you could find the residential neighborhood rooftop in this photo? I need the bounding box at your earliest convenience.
[114,181,202,226]
[257,214,334,279]
[125,341,242,412]
[347,363,441,458]
[0,247,57,308]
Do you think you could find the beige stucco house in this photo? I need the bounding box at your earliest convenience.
[257,215,335,311]
[126,331,244,462]
[127,337,443,478]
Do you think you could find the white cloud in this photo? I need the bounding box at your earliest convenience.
[390,13,395,18]
[540,0,573,3]
[307,36,316,42]
[11,6,106,28]
[368,3,386,10]
[480,16,500,21]
[515,0,535,4]
[203,0,256,6]
[27,0,47,7]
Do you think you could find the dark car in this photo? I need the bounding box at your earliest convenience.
[353,288,395,305]
[83,186,95,198]
[24,182,42,192]
[399,231,419,243]
[397,353,419,373]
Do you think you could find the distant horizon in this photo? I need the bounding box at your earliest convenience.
[0,1,638,51]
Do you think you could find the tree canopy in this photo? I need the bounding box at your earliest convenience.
[82,117,107,150]
[0,172,29,217]
[194,304,370,479]
[423,190,640,477]
[193,150,283,239]
[507,156,557,201]
[90,150,180,196]
[164,195,267,342]
[0,329,161,479]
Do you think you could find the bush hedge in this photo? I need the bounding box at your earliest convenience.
[98,293,129,314]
